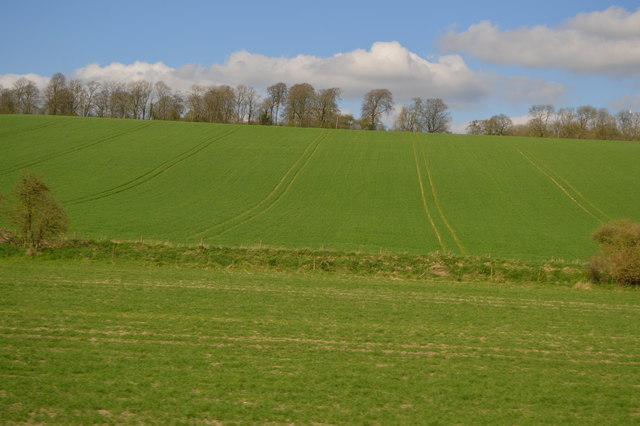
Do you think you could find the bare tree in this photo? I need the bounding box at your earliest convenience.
[286,83,316,127]
[185,85,206,122]
[528,104,555,137]
[593,108,619,140]
[267,82,287,125]
[467,114,513,136]
[234,84,249,123]
[244,86,260,124]
[151,81,183,121]
[393,105,413,132]
[484,114,512,136]
[616,110,640,141]
[109,82,132,119]
[0,85,16,114]
[128,81,153,120]
[315,88,342,128]
[393,98,424,132]
[552,107,578,138]
[77,81,101,117]
[12,78,40,114]
[361,89,393,130]
[203,85,235,123]
[43,73,75,115]
[576,105,597,139]
[423,98,451,133]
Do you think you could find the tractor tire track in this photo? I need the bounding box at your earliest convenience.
[3,327,638,366]
[0,121,153,176]
[518,148,611,222]
[515,147,607,223]
[411,138,446,252]
[196,131,329,240]
[417,140,467,254]
[0,117,61,139]
[65,127,239,205]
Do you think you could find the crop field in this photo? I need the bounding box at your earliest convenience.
[1,115,639,260]
[0,260,638,423]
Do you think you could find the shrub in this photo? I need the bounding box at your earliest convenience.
[590,219,640,285]
[3,171,68,256]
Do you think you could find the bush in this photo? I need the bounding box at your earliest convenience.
[590,219,640,285]
[3,171,68,256]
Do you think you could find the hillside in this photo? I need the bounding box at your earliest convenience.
[1,115,638,260]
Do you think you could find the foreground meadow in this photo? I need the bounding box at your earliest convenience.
[1,260,638,423]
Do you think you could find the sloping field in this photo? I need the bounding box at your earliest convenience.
[1,115,639,260]
[1,261,639,423]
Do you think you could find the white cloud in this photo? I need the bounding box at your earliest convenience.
[499,76,567,104]
[0,41,566,109]
[608,93,640,111]
[439,6,640,76]
[73,61,175,84]
[0,73,50,90]
[70,42,494,107]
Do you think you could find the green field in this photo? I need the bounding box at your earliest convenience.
[1,260,638,423]
[1,114,639,260]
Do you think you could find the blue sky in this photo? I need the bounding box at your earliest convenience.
[2,0,639,131]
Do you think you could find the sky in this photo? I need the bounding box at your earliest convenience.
[1,0,639,132]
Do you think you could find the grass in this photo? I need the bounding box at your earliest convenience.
[0,240,589,285]
[1,115,639,260]
[1,259,639,423]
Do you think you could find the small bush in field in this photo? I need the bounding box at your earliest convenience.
[590,219,640,285]
[4,171,68,256]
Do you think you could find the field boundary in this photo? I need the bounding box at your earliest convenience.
[65,127,239,205]
[193,131,329,240]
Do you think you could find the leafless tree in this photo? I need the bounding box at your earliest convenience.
[593,108,619,140]
[423,98,451,133]
[616,110,640,141]
[267,82,287,125]
[12,78,40,114]
[467,114,512,136]
[528,104,555,137]
[286,83,316,127]
[77,81,101,117]
[314,88,341,128]
[361,89,393,130]
[393,98,423,132]
[128,81,153,120]
[203,85,235,123]
[244,86,260,124]
[0,85,16,113]
[576,105,597,139]
[43,73,75,115]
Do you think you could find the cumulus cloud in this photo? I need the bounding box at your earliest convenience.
[609,93,640,111]
[0,73,50,89]
[0,41,567,108]
[439,6,640,76]
[70,42,494,107]
[499,76,567,104]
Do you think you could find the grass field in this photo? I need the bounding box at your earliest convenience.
[1,259,638,423]
[1,115,639,260]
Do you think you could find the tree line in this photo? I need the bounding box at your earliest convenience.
[0,73,453,133]
[468,104,640,141]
